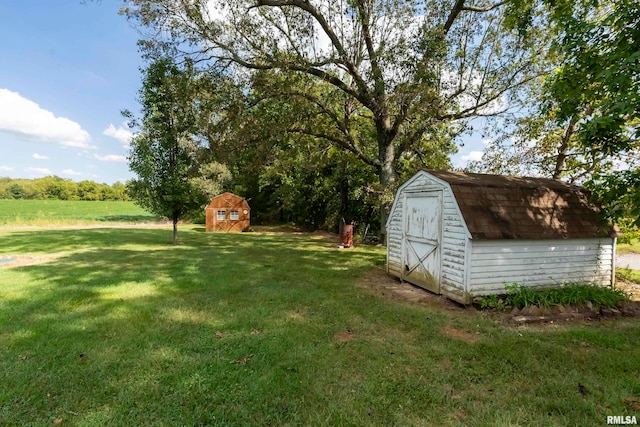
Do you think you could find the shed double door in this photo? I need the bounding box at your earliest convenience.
[402,191,442,294]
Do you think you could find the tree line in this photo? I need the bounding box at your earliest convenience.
[119,0,638,244]
[0,176,129,201]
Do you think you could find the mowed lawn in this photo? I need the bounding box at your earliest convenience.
[0,199,159,226]
[1,226,639,426]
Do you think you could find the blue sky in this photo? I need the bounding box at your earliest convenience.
[0,1,481,185]
[0,1,140,184]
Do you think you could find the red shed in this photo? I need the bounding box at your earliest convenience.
[205,192,250,232]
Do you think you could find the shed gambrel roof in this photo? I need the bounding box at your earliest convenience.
[207,192,250,210]
[426,170,618,240]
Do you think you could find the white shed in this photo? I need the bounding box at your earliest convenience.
[386,170,619,304]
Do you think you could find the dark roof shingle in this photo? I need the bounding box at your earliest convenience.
[426,170,618,240]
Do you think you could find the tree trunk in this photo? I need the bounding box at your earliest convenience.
[377,120,397,246]
[552,114,579,180]
[339,173,350,225]
[172,217,178,246]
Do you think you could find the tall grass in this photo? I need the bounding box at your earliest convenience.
[504,283,629,309]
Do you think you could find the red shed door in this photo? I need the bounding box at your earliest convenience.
[402,192,442,294]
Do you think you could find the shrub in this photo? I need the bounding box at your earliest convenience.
[617,217,640,244]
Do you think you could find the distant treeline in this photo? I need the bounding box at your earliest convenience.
[0,176,130,201]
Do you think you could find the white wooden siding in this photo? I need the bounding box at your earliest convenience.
[386,196,404,276]
[386,171,469,299]
[468,238,615,295]
[438,189,468,298]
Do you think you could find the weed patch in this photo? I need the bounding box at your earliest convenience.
[617,268,640,285]
[479,283,630,310]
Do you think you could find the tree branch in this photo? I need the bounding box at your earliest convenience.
[289,127,379,167]
[443,0,505,34]
[440,64,540,120]
[462,2,506,12]
[443,0,466,35]
[355,0,385,106]
[253,0,372,100]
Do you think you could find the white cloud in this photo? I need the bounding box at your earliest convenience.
[27,167,52,176]
[0,88,92,148]
[94,154,127,163]
[103,123,133,147]
[32,153,49,160]
[62,169,82,176]
[461,151,484,163]
[0,165,14,171]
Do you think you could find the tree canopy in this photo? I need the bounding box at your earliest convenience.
[120,0,639,236]
[546,0,639,154]
[121,0,551,236]
[467,0,639,228]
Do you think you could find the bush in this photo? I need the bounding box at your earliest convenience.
[617,217,640,244]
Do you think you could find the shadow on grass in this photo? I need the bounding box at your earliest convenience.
[0,228,174,253]
[2,227,640,425]
[0,227,396,425]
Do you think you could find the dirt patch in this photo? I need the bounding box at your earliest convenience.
[440,358,455,373]
[616,280,640,301]
[441,325,477,344]
[357,268,471,314]
[334,331,354,342]
[250,225,336,241]
[0,253,66,269]
[357,268,640,327]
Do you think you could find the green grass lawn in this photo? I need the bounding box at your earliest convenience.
[618,238,640,255]
[618,268,640,285]
[0,199,159,226]
[1,226,639,426]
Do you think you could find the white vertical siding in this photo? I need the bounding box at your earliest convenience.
[468,238,615,296]
[386,196,404,276]
[386,171,470,300]
[439,192,468,300]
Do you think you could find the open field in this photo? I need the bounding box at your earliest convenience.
[0,199,159,226]
[1,225,639,425]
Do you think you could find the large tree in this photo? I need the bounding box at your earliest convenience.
[546,0,639,154]
[216,70,455,231]
[127,58,230,245]
[122,0,548,237]
[468,0,639,227]
[546,0,640,226]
